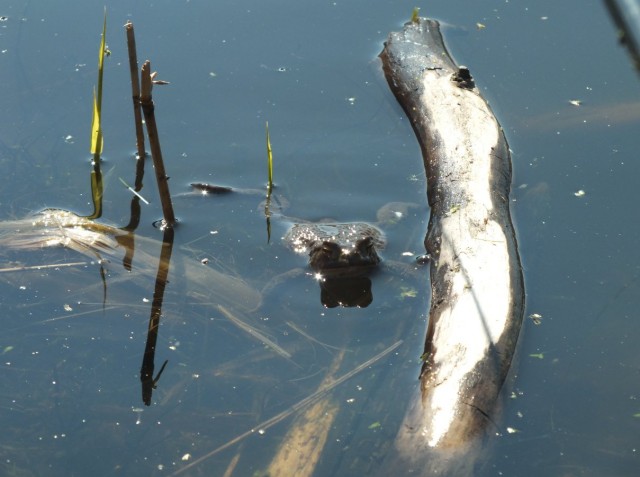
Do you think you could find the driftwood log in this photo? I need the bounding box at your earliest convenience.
[379,18,525,476]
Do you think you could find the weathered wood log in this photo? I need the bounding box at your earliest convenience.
[379,18,525,475]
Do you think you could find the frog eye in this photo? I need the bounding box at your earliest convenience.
[358,237,374,250]
[320,241,340,255]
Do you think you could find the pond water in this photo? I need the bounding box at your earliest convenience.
[1,0,639,476]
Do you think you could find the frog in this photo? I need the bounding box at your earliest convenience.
[186,184,410,276]
[265,202,424,308]
[284,222,385,277]
[183,183,424,306]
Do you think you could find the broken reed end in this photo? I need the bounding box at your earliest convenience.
[140,60,176,228]
[125,20,147,162]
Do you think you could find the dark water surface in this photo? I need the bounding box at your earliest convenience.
[1,0,639,476]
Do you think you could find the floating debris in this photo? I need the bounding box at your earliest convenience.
[574,189,586,197]
[529,313,542,325]
[399,287,417,299]
[190,182,233,195]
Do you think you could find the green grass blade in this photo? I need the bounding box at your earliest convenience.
[90,88,103,155]
[90,9,107,155]
[266,121,273,193]
[411,7,420,23]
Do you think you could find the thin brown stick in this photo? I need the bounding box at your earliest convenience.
[124,21,146,162]
[140,60,176,227]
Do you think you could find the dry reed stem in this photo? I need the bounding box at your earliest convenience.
[124,21,146,162]
[140,60,176,227]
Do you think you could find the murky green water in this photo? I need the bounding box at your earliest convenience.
[1,0,639,476]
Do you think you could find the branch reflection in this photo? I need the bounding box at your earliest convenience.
[140,226,174,406]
